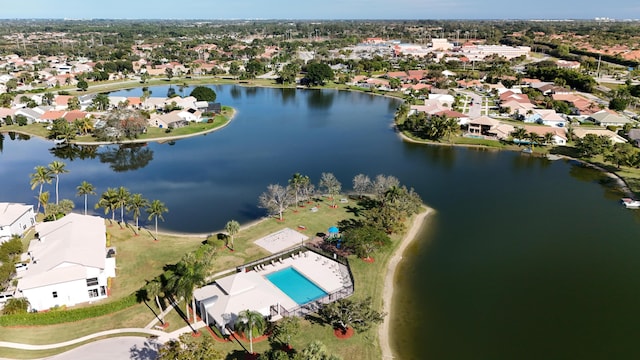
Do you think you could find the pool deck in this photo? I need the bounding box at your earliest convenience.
[257,252,349,294]
[194,250,349,331]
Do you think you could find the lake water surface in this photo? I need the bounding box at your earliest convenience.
[2,85,640,359]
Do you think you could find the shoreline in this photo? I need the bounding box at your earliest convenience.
[378,206,434,360]
[397,129,637,197]
[0,109,236,147]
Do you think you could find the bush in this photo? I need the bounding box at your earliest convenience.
[0,294,137,326]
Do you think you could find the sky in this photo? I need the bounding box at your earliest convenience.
[0,0,638,20]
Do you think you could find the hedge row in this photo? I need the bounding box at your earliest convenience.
[0,294,137,326]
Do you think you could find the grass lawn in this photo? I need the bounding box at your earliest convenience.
[1,123,51,139]
[0,303,154,344]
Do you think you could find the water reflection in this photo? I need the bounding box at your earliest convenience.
[245,86,257,97]
[307,89,334,110]
[4,131,31,141]
[97,143,154,172]
[50,144,99,161]
[230,85,242,99]
[281,87,296,104]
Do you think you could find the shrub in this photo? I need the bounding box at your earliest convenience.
[0,294,137,326]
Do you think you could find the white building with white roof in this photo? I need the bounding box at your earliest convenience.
[17,213,115,311]
[0,203,35,244]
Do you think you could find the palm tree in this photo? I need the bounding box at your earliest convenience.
[38,191,50,219]
[127,193,149,233]
[95,188,118,223]
[225,220,240,250]
[75,181,96,215]
[442,117,460,143]
[170,253,210,326]
[146,200,168,239]
[543,132,555,146]
[145,278,166,326]
[48,161,68,205]
[511,127,528,144]
[288,173,309,207]
[528,132,541,149]
[115,186,131,225]
[235,309,266,355]
[29,165,52,214]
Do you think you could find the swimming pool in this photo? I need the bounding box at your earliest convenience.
[265,267,328,305]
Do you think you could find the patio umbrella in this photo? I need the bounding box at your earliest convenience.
[328,226,339,234]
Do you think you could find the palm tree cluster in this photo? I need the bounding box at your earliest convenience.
[48,117,94,141]
[400,113,460,142]
[94,187,167,237]
[510,127,556,147]
[29,161,71,219]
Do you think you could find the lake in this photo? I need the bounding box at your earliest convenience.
[2,85,640,359]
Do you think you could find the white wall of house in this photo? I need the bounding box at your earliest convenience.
[21,266,110,311]
[177,110,200,122]
[0,205,35,243]
[552,135,567,146]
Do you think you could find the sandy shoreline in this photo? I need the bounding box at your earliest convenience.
[378,206,434,359]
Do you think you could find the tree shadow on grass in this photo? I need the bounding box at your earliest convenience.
[344,205,363,217]
[357,197,379,210]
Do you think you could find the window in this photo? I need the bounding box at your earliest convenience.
[52,291,58,298]
[88,289,99,298]
[86,277,99,287]
[100,286,106,296]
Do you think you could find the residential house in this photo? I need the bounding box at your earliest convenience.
[386,71,408,81]
[487,123,515,140]
[63,110,89,123]
[0,108,16,124]
[17,213,116,311]
[148,110,195,128]
[523,125,568,145]
[428,94,455,107]
[409,99,448,115]
[468,116,500,136]
[627,129,640,147]
[501,99,535,116]
[142,97,168,111]
[552,93,600,115]
[588,110,634,127]
[435,109,471,125]
[13,108,43,124]
[0,203,35,244]
[54,95,72,110]
[572,128,627,144]
[177,108,202,122]
[524,109,568,127]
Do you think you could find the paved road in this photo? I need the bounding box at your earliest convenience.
[457,90,484,118]
[41,336,160,360]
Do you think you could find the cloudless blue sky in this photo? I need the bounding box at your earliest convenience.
[1,0,638,20]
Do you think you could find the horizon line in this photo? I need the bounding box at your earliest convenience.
[0,17,638,22]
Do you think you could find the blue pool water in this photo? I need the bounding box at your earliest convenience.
[265,267,328,305]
